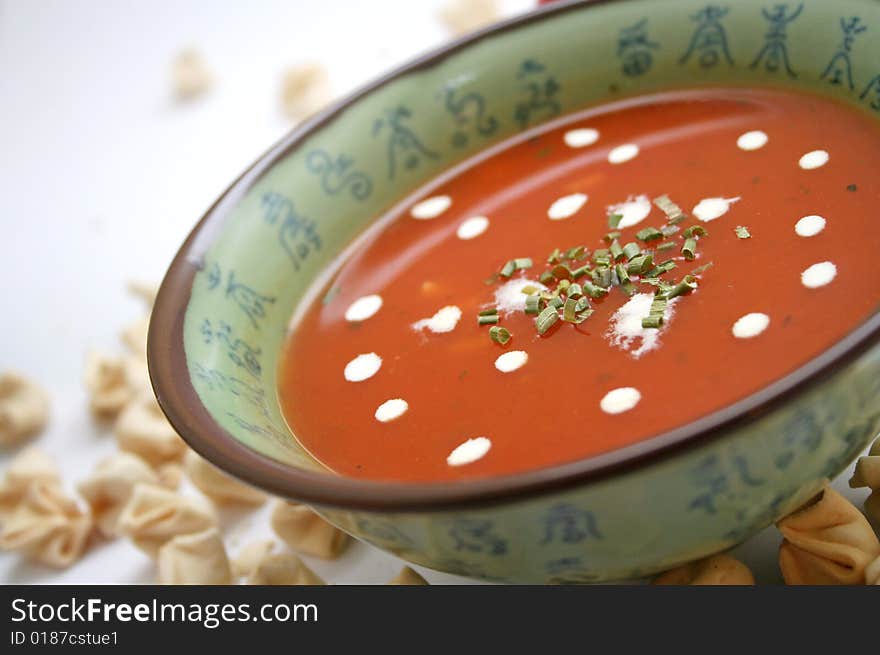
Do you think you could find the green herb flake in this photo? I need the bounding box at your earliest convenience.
[535,306,560,335]
[583,281,609,299]
[682,225,708,238]
[551,263,573,280]
[735,225,751,239]
[520,285,539,296]
[488,326,511,345]
[524,294,542,315]
[656,241,677,252]
[539,270,556,285]
[653,194,687,224]
[608,213,623,229]
[641,315,664,329]
[660,225,680,237]
[478,308,498,316]
[514,257,533,270]
[614,263,630,284]
[663,275,698,299]
[604,231,622,243]
[478,314,500,325]
[547,248,563,265]
[500,260,517,278]
[571,265,591,280]
[565,245,587,261]
[609,240,624,261]
[622,242,642,261]
[682,237,697,261]
[562,298,579,323]
[567,283,583,299]
[626,253,654,275]
[636,227,664,242]
[691,261,714,275]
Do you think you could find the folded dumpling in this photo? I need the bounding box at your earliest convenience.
[247,552,324,585]
[157,528,232,585]
[77,453,160,537]
[117,483,217,557]
[270,500,350,559]
[0,372,49,446]
[389,566,429,585]
[183,450,266,505]
[84,353,149,418]
[0,481,92,567]
[114,394,187,467]
[849,437,880,490]
[0,448,59,521]
[653,553,755,585]
[232,540,276,578]
[777,485,880,584]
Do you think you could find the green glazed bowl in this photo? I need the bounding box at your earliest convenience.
[149,0,880,582]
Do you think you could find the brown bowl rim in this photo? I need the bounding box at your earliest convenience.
[148,0,880,512]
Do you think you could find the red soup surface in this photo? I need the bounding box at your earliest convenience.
[278,88,880,483]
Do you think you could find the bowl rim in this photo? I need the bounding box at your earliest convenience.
[149,0,880,512]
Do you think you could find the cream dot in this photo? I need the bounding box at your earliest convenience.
[344,294,383,322]
[548,193,588,220]
[344,353,382,382]
[693,196,740,222]
[608,143,639,164]
[795,215,826,237]
[600,387,641,415]
[732,313,770,339]
[374,398,408,423]
[456,216,489,240]
[412,305,462,334]
[801,261,837,289]
[799,150,829,170]
[447,437,491,466]
[607,195,652,229]
[410,195,451,219]
[564,128,599,148]
[737,130,768,151]
[494,350,528,373]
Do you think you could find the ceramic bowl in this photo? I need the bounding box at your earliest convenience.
[149,0,880,582]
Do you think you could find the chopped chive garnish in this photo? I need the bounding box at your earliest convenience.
[682,237,697,260]
[478,308,498,316]
[567,283,583,299]
[556,279,571,292]
[500,260,516,278]
[524,294,542,315]
[547,248,563,265]
[660,225,680,237]
[489,326,511,345]
[653,194,687,224]
[583,281,609,298]
[692,261,714,275]
[591,267,613,288]
[574,296,591,312]
[571,264,591,280]
[682,225,708,238]
[622,242,641,261]
[626,253,654,275]
[615,263,630,284]
[535,306,559,335]
[604,231,622,243]
[644,260,677,278]
[641,315,664,329]
[592,249,611,264]
[548,296,564,310]
[563,298,579,323]
[565,245,587,261]
[636,227,664,242]
[551,263,573,280]
[478,314,499,325]
[656,241,677,252]
[520,285,539,296]
[539,270,556,285]
[484,272,500,286]
[620,280,637,296]
[514,257,533,270]
[608,213,623,229]
[609,240,624,260]
[663,275,697,299]
[735,225,751,239]
[650,295,667,316]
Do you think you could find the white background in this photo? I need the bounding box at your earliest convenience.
[0,0,873,584]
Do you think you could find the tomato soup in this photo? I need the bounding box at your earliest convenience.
[278,88,880,482]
